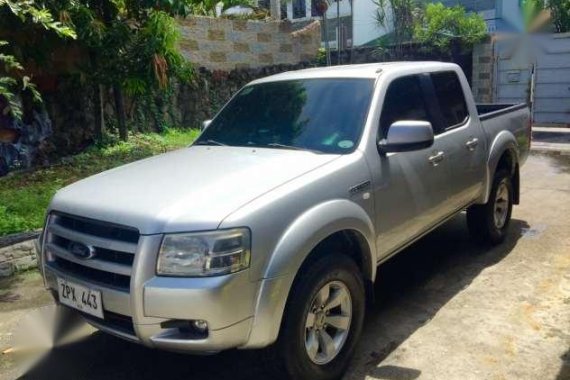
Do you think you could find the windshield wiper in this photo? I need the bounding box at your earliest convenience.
[266,143,323,154]
[195,139,227,146]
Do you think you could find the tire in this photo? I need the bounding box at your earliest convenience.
[467,169,513,245]
[264,254,365,380]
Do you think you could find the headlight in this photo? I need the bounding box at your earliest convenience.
[157,228,251,277]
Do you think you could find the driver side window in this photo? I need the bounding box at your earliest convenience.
[379,75,431,140]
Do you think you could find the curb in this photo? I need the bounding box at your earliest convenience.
[0,232,40,278]
[0,231,40,249]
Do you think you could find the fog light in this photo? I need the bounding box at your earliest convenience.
[193,320,208,331]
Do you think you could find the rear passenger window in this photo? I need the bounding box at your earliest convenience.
[379,75,431,139]
[431,71,469,130]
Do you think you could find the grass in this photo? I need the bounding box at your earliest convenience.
[0,128,199,236]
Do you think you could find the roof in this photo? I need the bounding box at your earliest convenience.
[250,62,458,83]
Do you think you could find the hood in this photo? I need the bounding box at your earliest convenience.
[50,146,339,234]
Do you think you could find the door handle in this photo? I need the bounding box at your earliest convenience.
[428,151,445,166]
[466,138,479,151]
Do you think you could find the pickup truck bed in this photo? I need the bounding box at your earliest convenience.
[477,103,531,177]
[477,103,528,120]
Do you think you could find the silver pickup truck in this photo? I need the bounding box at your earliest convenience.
[38,62,530,380]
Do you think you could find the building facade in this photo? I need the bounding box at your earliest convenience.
[440,0,524,32]
[272,0,391,48]
[267,0,524,50]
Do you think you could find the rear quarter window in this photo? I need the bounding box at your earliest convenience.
[431,71,469,130]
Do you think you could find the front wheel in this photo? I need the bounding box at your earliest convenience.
[467,169,513,245]
[265,254,365,380]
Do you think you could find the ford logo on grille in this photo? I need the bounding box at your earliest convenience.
[68,242,95,260]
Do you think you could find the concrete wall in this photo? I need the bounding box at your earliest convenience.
[472,39,495,103]
[178,16,321,71]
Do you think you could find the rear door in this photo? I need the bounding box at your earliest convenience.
[428,71,487,208]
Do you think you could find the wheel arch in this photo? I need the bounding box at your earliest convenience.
[262,199,377,281]
[244,199,376,349]
[479,131,520,204]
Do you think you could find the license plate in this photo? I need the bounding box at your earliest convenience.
[57,278,104,319]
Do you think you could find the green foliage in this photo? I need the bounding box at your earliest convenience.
[0,0,75,38]
[0,205,35,236]
[374,0,423,46]
[66,1,197,140]
[522,0,545,30]
[548,0,570,32]
[0,0,76,119]
[316,47,327,65]
[525,0,570,33]
[0,129,199,236]
[188,0,253,16]
[414,3,487,50]
[126,10,193,93]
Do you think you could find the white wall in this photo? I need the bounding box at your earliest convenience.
[499,0,524,32]
[323,0,352,19]
[353,0,392,46]
[286,0,392,47]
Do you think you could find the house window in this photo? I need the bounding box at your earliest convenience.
[321,16,352,45]
[281,0,287,19]
[293,0,306,18]
[311,0,318,17]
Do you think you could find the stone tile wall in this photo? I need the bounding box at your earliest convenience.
[178,17,321,71]
[472,39,495,103]
[0,239,37,277]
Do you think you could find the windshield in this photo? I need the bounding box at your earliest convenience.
[195,78,375,154]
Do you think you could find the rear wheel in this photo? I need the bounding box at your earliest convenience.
[467,169,513,245]
[265,254,365,380]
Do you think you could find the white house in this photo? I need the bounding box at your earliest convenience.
[260,0,393,49]
[260,0,525,50]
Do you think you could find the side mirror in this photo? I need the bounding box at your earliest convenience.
[201,120,212,131]
[378,120,434,154]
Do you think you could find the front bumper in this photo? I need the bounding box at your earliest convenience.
[41,234,259,352]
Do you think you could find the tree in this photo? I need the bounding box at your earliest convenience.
[414,3,487,51]
[1,1,193,140]
[0,0,76,119]
[61,0,194,141]
[549,0,570,32]
[374,0,423,52]
[526,0,570,33]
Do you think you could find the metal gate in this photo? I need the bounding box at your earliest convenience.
[533,34,570,125]
[494,33,570,126]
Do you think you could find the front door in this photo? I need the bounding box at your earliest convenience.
[369,74,456,259]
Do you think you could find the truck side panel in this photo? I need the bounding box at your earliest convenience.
[477,105,531,204]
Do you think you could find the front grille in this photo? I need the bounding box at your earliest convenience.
[52,257,131,289]
[57,214,139,243]
[52,234,135,266]
[44,212,139,292]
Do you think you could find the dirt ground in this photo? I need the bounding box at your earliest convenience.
[0,152,569,380]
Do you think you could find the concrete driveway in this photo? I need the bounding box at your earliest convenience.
[1,152,569,380]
